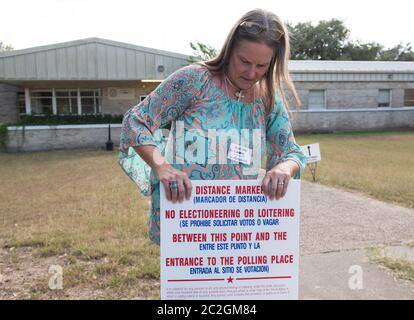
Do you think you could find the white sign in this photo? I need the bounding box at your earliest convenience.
[300,143,321,163]
[160,179,301,300]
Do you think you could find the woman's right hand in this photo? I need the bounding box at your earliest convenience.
[132,145,192,203]
[154,163,192,203]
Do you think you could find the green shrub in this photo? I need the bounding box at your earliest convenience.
[0,123,8,151]
[14,114,123,126]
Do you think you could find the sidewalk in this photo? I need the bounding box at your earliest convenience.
[299,181,414,299]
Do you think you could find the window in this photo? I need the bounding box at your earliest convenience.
[22,88,102,115]
[56,90,78,114]
[378,89,391,107]
[404,89,414,106]
[17,91,25,114]
[30,90,53,114]
[80,90,101,114]
[308,90,326,110]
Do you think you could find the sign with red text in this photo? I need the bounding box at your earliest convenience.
[160,179,300,300]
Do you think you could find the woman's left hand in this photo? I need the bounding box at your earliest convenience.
[261,161,297,200]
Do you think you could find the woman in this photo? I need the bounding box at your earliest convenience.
[119,8,306,245]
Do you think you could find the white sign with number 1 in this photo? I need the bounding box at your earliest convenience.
[300,143,321,163]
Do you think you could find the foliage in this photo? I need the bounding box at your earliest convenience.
[188,41,218,63]
[0,123,8,150]
[0,41,13,52]
[379,42,414,61]
[341,41,383,61]
[287,19,414,61]
[288,19,350,60]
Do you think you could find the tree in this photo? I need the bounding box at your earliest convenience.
[288,19,414,61]
[341,41,383,61]
[188,42,218,63]
[0,42,13,52]
[190,20,414,62]
[288,19,350,60]
[379,42,414,61]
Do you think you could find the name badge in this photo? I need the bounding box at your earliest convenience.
[227,142,252,165]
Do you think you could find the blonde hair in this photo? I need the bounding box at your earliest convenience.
[200,8,300,115]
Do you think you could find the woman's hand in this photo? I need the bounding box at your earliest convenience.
[261,160,299,200]
[154,163,192,203]
[132,145,192,203]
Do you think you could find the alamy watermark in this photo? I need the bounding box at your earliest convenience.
[348,265,363,290]
[48,264,63,290]
[147,121,264,175]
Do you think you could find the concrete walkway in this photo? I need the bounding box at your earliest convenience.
[299,181,414,299]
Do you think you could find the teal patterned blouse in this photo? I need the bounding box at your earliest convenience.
[119,64,306,245]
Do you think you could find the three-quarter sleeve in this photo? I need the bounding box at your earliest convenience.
[119,64,205,154]
[118,64,206,196]
[266,97,306,178]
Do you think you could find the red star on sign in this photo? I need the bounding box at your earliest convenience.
[227,276,234,284]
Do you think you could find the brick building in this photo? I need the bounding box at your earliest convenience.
[0,38,189,124]
[1,37,414,136]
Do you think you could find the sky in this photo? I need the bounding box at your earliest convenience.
[1,0,413,56]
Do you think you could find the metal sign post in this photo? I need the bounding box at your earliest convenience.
[106,124,114,151]
[308,162,318,182]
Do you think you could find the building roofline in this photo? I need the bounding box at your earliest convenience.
[0,37,191,60]
[1,38,414,73]
[289,60,414,73]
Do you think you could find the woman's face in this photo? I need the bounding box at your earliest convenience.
[227,40,274,90]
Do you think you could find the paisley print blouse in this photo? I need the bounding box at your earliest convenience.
[119,64,306,245]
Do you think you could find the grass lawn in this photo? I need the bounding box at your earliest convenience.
[0,130,413,299]
[0,150,160,299]
[296,131,414,209]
